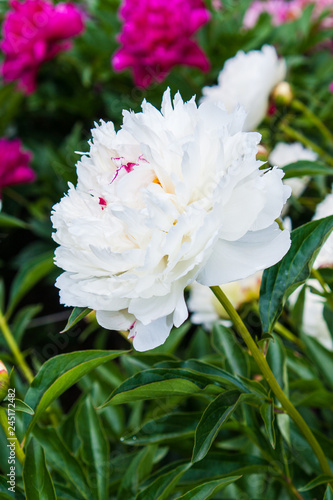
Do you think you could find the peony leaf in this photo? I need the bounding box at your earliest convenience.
[33,425,92,500]
[23,439,57,500]
[23,350,128,438]
[281,160,333,179]
[76,397,109,500]
[301,335,333,389]
[324,485,333,500]
[176,476,242,500]
[0,213,29,229]
[260,402,276,449]
[100,368,219,407]
[1,398,34,415]
[192,390,243,463]
[259,216,333,333]
[60,307,91,333]
[136,463,191,500]
[299,474,333,491]
[212,324,250,377]
[0,476,25,499]
[117,445,157,499]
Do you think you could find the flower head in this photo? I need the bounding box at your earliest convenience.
[0,138,35,195]
[0,0,85,94]
[51,89,291,351]
[112,0,210,88]
[201,45,287,131]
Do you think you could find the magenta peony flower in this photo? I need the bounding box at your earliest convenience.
[112,0,211,88]
[0,0,85,94]
[0,138,35,193]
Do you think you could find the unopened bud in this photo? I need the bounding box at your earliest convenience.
[272,81,293,106]
[256,144,268,162]
[0,361,9,402]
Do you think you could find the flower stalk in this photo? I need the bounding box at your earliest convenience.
[291,99,333,145]
[0,311,34,384]
[0,406,25,465]
[211,285,332,477]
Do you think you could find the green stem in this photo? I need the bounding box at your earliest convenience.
[311,268,333,310]
[280,123,333,167]
[0,406,25,465]
[0,311,34,384]
[211,286,332,477]
[291,99,333,144]
[274,322,305,350]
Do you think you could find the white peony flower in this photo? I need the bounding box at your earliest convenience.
[51,89,291,351]
[201,45,287,131]
[312,187,333,268]
[188,272,262,330]
[269,142,317,198]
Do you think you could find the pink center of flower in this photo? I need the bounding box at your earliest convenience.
[98,197,107,209]
[110,157,138,184]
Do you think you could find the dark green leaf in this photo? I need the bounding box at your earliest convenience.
[33,425,92,500]
[302,335,333,389]
[299,474,333,491]
[176,476,242,500]
[60,307,91,333]
[7,252,54,317]
[117,445,157,499]
[23,350,127,437]
[23,439,57,500]
[260,216,333,332]
[192,390,243,463]
[212,324,250,377]
[136,463,191,500]
[260,402,276,449]
[0,476,25,499]
[282,160,333,179]
[0,213,28,229]
[100,368,219,407]
[76,397,109,500]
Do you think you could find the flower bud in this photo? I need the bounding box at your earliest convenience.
[0,361,9,402]
[256,144,269,162]
[272,81,293,106]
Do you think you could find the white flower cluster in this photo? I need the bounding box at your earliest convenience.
[52,89,291,351]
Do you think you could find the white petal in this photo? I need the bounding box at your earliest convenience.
[132,315,173,351]
[96,310,135,330]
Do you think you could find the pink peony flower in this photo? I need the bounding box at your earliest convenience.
[0,138,35,193]
[112,0,211,88]
[0,0,85,94]
[330,82,333,92]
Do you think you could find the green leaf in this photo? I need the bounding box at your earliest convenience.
[299,474,333,491]
[259,216,333,333]
[100,368,218,407]
[136,463,191,500]
[301,335,333,389]
[266,335,288,392]
[76,397,109,500]
[192,390,243,463]
[176,476,242,500]
[23,349,127,438]
[212,324,250,377]
[117,445,157,499]
[260,402,276,449]
[324,485,333,500]
[11,304,43,345]
[281,160,333,179]
[1,398,34,415]
[0,213,28,229]
[7,252,55,317]
[122,412,201,445]
[23,439,57,500]
[33,425,92,500]
[0,476,25,499]
[60,307,91,333]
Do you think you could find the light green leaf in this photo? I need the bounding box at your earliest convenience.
[299,474,333,491]
[282,160,333,179]
[100,368,218,407]
[136,463,191,500]
[7,252,55,318]
[23,349,128,438]
[23,439,57,500]
[61,307,91,333]
[192,390,243,463]
[212,324,250,377]
[0,213,28,229]
[1,398,34,415]
[259,216,333,333]
[324,485,333,500]
[260,402,276,449]
[33,425,92,500]
[76,397,109,500]
[176,476,242,500]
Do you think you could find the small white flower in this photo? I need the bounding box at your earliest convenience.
[51,89,291,351]
[312,187,333,268]
[269,142,317,198]
[188,272,262,330]
[201,45,286,131]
